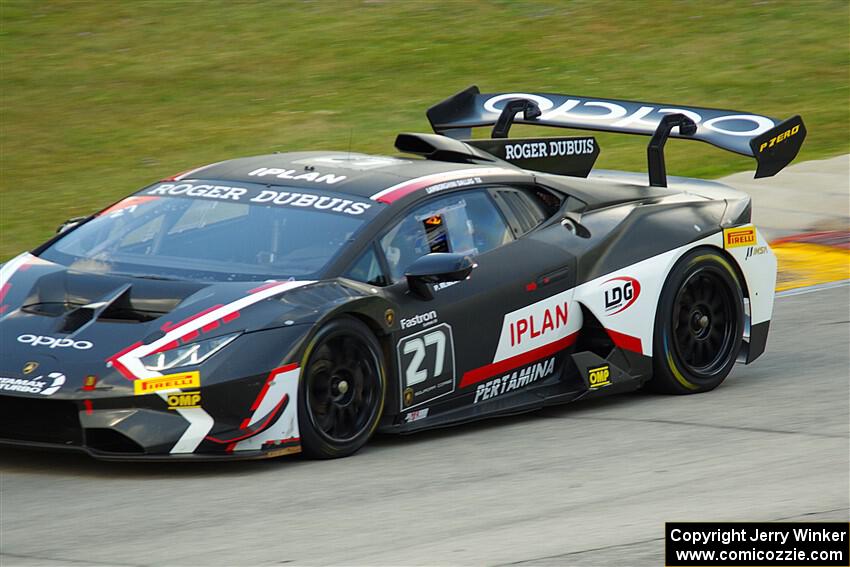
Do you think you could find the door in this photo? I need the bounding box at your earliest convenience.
[375,187,578,414]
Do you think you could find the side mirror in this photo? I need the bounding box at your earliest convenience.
[561,212,591,238]
[405,253,476,300]
[56,217,87,234]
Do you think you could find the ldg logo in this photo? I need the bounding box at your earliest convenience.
[602,276,641,315]
[17,334,93,350]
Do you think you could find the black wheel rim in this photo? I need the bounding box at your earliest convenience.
[671,267,737,377]
[305,333,381,444]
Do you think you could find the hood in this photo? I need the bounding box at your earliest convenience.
[0,253,345,399]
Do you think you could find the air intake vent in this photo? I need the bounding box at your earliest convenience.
[0,396,82,446]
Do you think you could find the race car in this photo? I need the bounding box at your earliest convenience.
[0,87,804,460]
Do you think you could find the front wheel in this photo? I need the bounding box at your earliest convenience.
[649,248,744,394]
[298,316,386,458]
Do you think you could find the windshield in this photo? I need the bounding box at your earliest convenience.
[39,180,382,282]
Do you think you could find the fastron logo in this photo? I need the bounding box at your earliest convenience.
[400,311,438,330]
[17,334,93,350]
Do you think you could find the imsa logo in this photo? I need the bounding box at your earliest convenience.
[588,365,611,389]
[166,391,201,410]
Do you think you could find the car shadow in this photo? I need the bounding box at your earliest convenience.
[0,389,653,478]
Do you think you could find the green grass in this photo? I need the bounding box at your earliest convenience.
[1,0,847,259]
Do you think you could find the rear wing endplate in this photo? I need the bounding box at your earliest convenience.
[427,86,806,186]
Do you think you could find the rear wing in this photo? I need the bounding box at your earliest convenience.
[426,86,806,186]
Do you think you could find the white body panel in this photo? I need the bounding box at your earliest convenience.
[573,225,776,358]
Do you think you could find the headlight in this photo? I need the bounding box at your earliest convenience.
[139,333,239,372]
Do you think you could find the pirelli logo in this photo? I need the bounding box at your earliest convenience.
[134,371,200,395]
[723,227,757,249]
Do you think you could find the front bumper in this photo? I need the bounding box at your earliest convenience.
[0,363,303,461]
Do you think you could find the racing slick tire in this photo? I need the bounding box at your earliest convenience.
[298,316,387,458]
[648,247,744,394]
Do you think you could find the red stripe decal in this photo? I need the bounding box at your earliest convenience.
[98,196,160,216]
[106,341,144,380]
[180,329,200,343]
[249,363,299,411]
[460,332,578,389]
[249,373,277,412]
[249,281,285,294]
[161,304,224,332]
[222,311,240,323]
[149,340,179,355]
[0,283,10,303]
[206,394,289,444]
[160,169,194,182]
[372,168,515,204]
[375,179,434,204]
[606,329,643,354]
[201,320,220,333]
[83,400,93,415]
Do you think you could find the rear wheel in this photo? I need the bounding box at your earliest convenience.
[298,316,386,458]
[649,248,744,394]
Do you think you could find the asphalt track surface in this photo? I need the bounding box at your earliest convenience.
[1,284,848,566]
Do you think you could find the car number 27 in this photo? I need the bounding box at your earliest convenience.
[397,323,455,410]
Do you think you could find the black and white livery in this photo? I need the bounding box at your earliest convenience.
[0,87,803,460]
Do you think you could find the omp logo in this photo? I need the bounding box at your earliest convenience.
[167,391,201,410]
[758,124,801,153]
[588,365,611,389]
[602,276,641,315]
[134,371,200,395]
[724,227,757,249]
[17,334,93,350]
